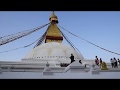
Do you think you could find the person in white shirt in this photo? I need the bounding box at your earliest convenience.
[110,58,114,68]
[118,59,120,66]
[113,57,118,68]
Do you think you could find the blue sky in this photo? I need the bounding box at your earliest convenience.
[0,11,120,62]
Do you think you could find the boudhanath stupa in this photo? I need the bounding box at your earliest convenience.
[0,11,120,79]
[21,11,85,66]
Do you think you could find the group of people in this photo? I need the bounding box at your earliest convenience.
[110,57,120,68]
[70,54,103,67]
[70,54,120,69]
[95,56,120,68]
[95,56,103,68]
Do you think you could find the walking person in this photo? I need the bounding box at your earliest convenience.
[118,59,120,66]
[100,58,102,68]
[113,57,118,68]
[70,54,75,63]
[110,58,114,68]
[95,56,99,66]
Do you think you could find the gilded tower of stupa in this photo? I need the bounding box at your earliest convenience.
[45,11,63,43]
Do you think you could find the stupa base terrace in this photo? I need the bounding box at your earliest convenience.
[0,60,120,79]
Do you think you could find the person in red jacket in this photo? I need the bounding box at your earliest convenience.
[95,56,99,66]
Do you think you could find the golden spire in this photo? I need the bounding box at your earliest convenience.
[49,11,58,23]
[45,11,62,43]
[50,11,57,19]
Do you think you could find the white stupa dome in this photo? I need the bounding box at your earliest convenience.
[22,42,84,63]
